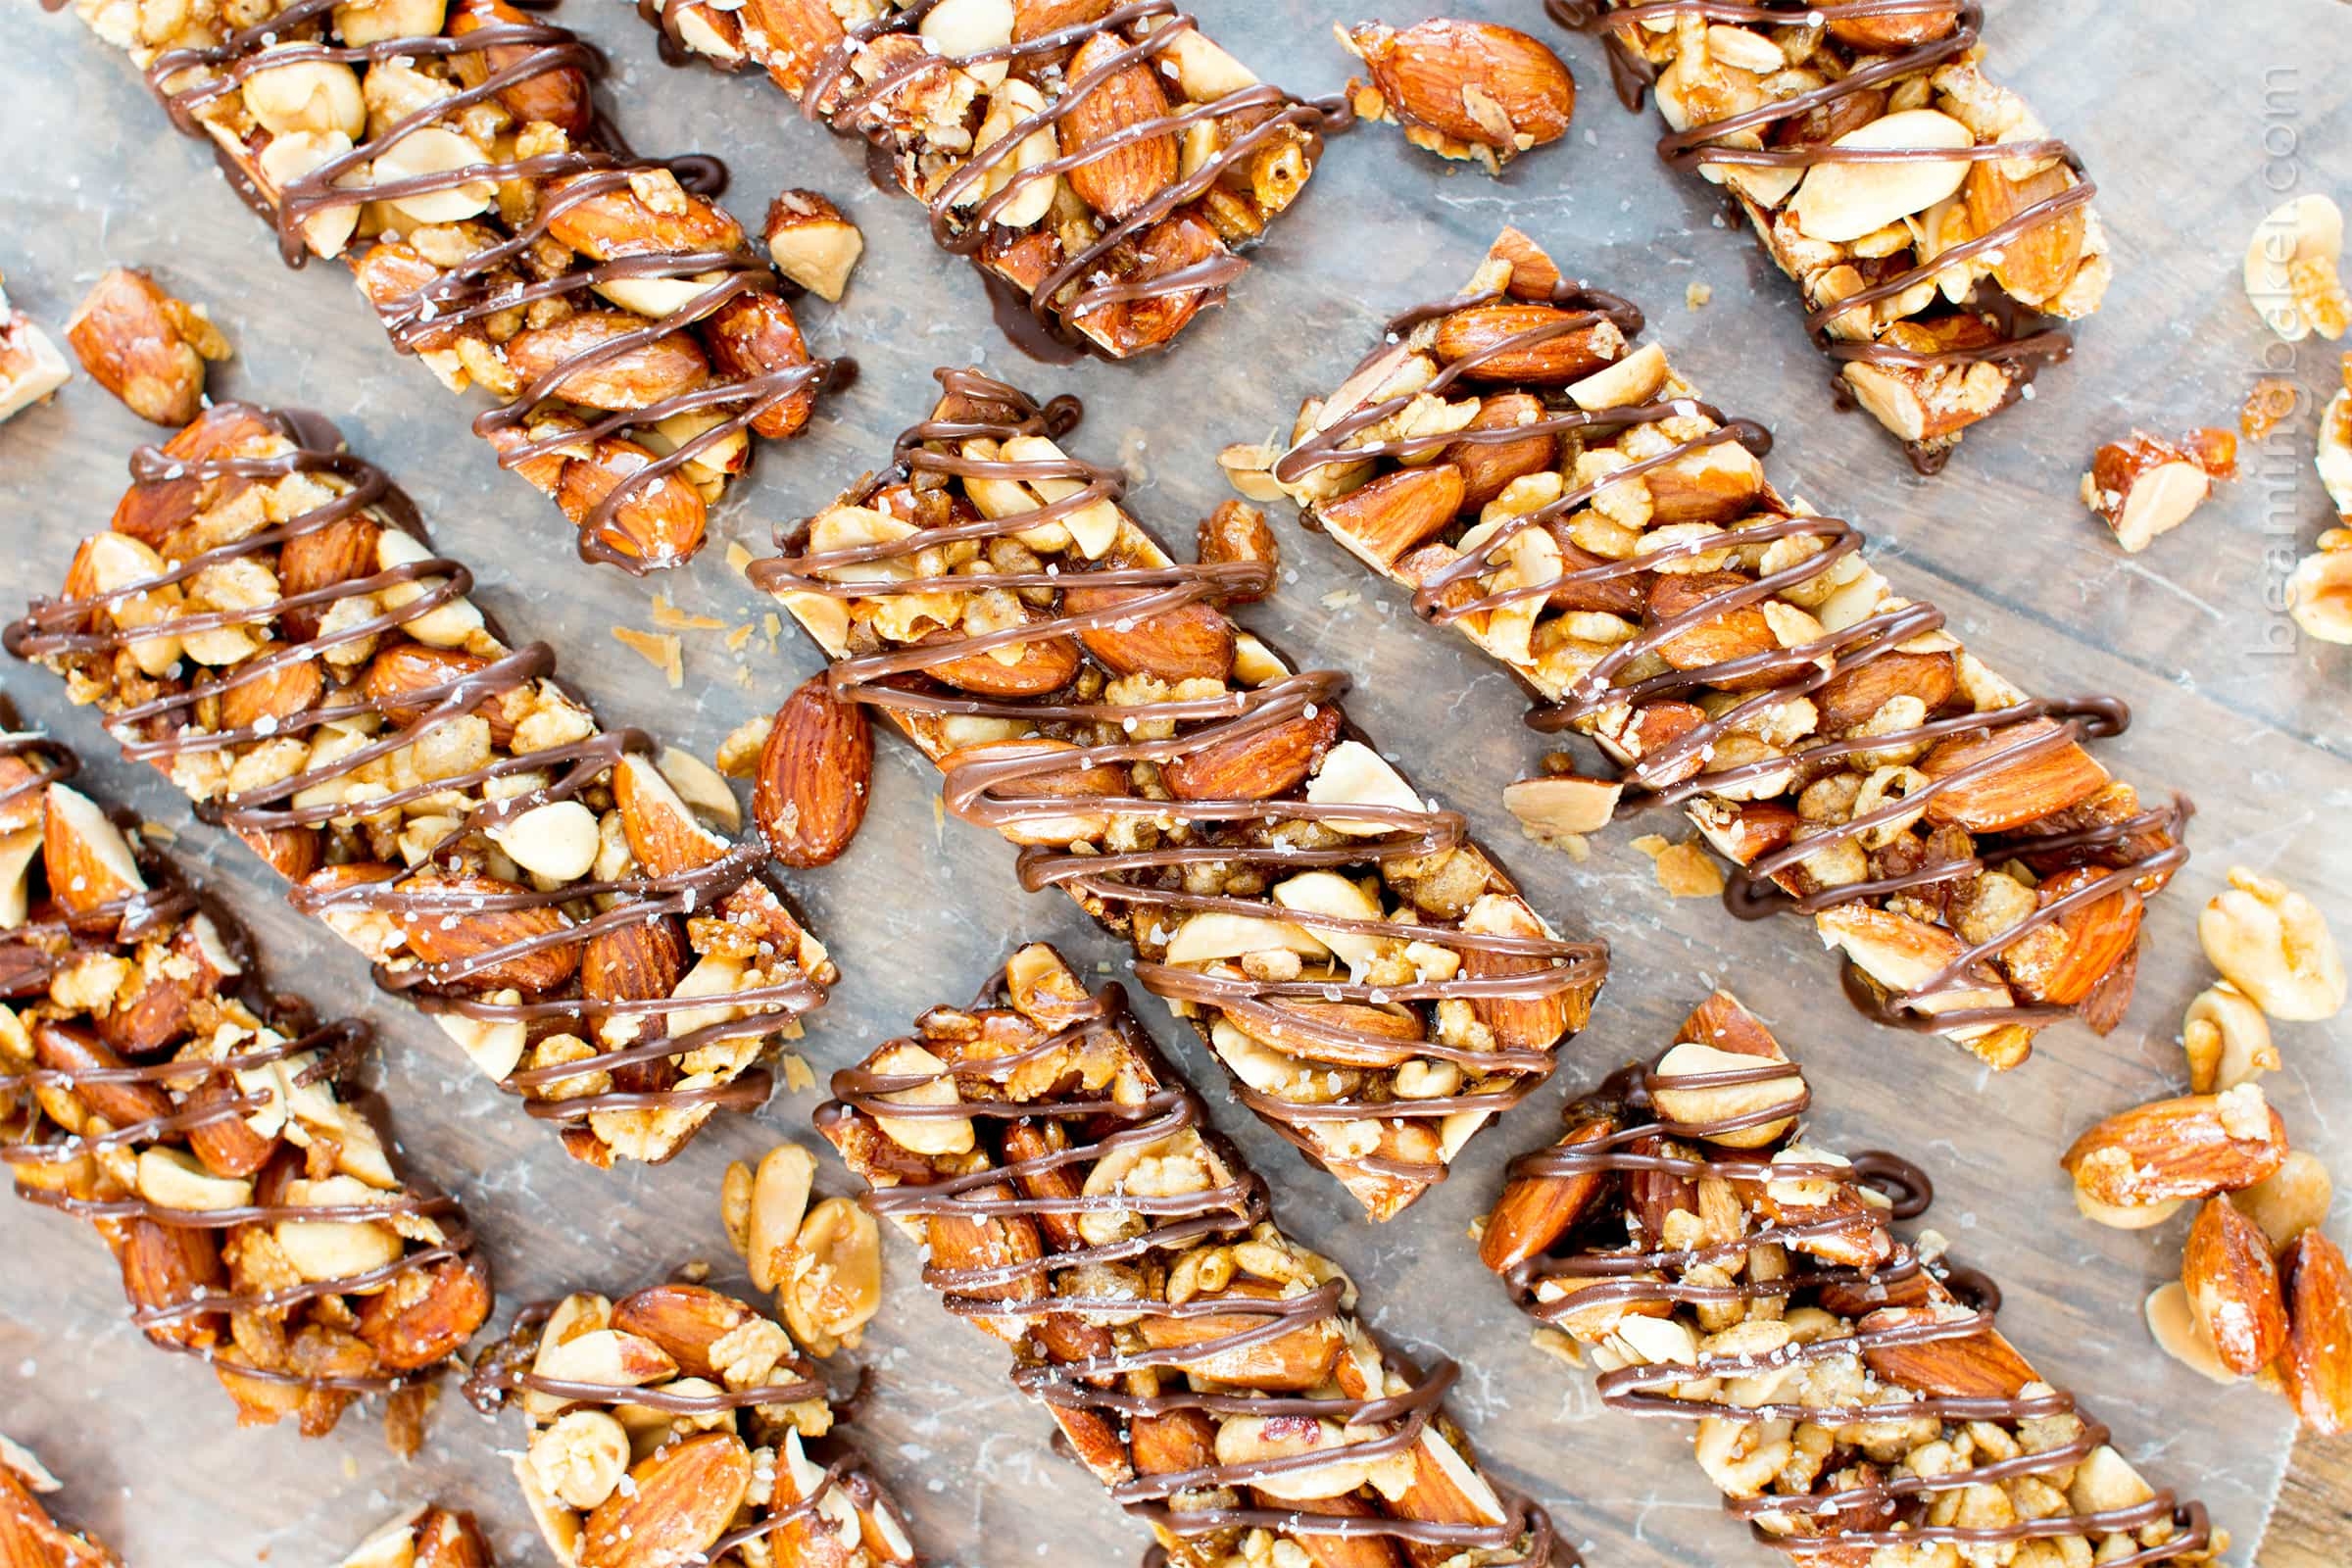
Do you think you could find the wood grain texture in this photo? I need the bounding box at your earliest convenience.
[0,2,2346,1565]
[2264,1438,2352,1566]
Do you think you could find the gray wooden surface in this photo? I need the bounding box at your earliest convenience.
[2,2,2348,1564]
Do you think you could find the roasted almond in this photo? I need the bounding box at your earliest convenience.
[1128,1408,1217,1477]
[392,871,581,993]
[359,644,506,738]
[1964,162,2086,309]
[355,1252,494,1372]
[1061,583,1235,682]
[1814,650,1957,732]
[754,672,873,868]
[702,293,818,441]
[2280,1230,2352,1435]
[64,266,219,426]
[1461,894,1583,1054]
[117,1213,228,1351]
[1441,391,1557,509]
[1645,570,1780,683]
[1319,464,1466,567]
[1196,500,1278,600]
[610,1282,760,1380]
[502,313,710,412]
[580,914,690,1006]
[216,658,323,733]
[1162,704,1341,804]
[1061,30,1179,220]
[2002,866,2142,1007]
[1480,1110,1614,1272]
[1919,718,2109,832]
[2181,1196,2289,1377]
[32,1021,171,1133]
[614,752,731,877]
[916,620,1084,698]
[2061,1087,2288,1208]
[581,1431,751,1568]
[1348,19,1575,154]
[1433,304,1621,384]
[1858,1304,2036,1397]
[546,434,710,567]
[1135,1289,1342,1390]
[1820,0,1959,49]
[41,784,145,918]
[450,0,593,131]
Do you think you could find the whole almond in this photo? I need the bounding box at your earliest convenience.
[1919,718,2110,832]
[1821,0,1960,52]
[610,1282,760,1380]
[1348,20,1575,153]
[1161,704,1341,804]
[117,1213,228,1351]
[1461,894,1583,1054]
[356,1252,494,1372]
[541,433,710,568]
[1964,162,2085,308]
[703,293,819,441]
[1196,500,1278,600]
[2181,1196,2289,1377]
[2280,1230,2352,1435]
[65,267,216,426]
[216,658,323,733]
[393,871,581,994]
[1129,1408,1218,1476]
[1480,1110,1613,1272]
[1858,1304,2037,1397]
[1319,463,1466,567]
[916,621,1085,698]
[581,1431,750,1568]
[1062,583,1235,682]
[581,914,691,1004]
[2002,866,2142,1008]
[1061,30,1179,220]
[1646,570,1781,682]
[450,0,594,132]
[1433,304,1621,383]
[1135,1288,1342,1390]
[754,672,872,868]
[360,645,505,736]
[502,314,710,412]
[1440,391,1557,509]
[1814,649,1958,732]
[2061,1089,2288,1208]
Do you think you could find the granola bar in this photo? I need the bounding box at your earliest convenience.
[0,1437,122,1568]
[64,0,837,571]
[636,0,1340,359]
[0,719,491,1444]
[816,941,1566,1567]
[1480,989,2218,1566]
[5,404,838,1166]
[751,368,1605,1219]
[1547,0,2108,470]
[465,1281,915,1568]
[1226,228,2186,1072]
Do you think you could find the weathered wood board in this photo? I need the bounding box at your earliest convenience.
[1,1,2346,1563]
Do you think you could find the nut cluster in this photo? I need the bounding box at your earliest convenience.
[0,1436,124,1568]
[6,404,838,1167]
[71,0,833,571]
[0,727,490,1445]
[817,942,1563,1568]
[2078,428,2236,556]
[64,267,233,429]
[1228,227,2186,1072]
[1550,0,2108,469]
[638,0,1338,358]
[466,1282,914,1568]
[752,368,1605,1219]
[2288,351,2352,644]
[1484,990,2219,1566]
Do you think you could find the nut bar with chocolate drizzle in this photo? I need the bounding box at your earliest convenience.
[6,404,838,1167]
[62,0,837,572]
[636,0,1342,360]
[0,718,492,1446]
[1225,229,2185,1072]
[751,368,1605,1219]
[465,1281,916,1568]
[817,941,1567,1567]
[1546,0,2108,470]
[1480,990,2219,1566]
[0,1436,122,1568]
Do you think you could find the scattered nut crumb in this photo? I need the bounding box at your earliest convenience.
[780,1053,815,1095]
[1633,834,1726,898]
[764,189,863,302]
[1686,281,1712,310]
[1320,588,1361,612]
[651,593,727,632]
[725,623,755,652]
[2240,378,2299,441]
[612,625,683,687]
[725,540,757,577]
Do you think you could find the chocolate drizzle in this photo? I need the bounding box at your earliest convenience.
[1498,1049,2210,1561]
[640,0,1345,360]
[0,725,475,1397]
[131,0,835,568]
[5,407,823,1139]
[756,369,1604,1203]
[1546,0,2090,472]
[1276,285,2187,1042]
[818,969,1565,1562]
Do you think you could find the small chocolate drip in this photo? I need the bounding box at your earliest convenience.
[821,981,1565,1562]
[1277,286,2188,1037]
[1499,1054,2210,1561]
[756,369,1606,1195]
[1546,0,2087,461]
[4,408,820,1131]
[0,725,474,1397]
[135,0,834,569]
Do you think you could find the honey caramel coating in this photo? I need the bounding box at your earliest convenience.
[1483,989,2217,1567]
[7,405,837,1167]
[466,1281,915,1568]
[68,0,835,572]
[1548,0,2108,469]
[1236,228,2186,1074]
[754,368,1605,1220]
[637,0,1341,360]
[0,724,489,1444]
[0,1438,124,1568]
[816,941,1565,1568]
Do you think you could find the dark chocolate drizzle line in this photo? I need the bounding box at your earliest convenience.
[1497,1057,2209,1562]
[0,725,473,1396]
[465,1294,897,1557]
[1546,0,2088,473]
[4,408,820,1130]
[756,368,1604,1193]
[641,0,1345,362]
[817,976,1565,1562]
[1275,289,2187,1040]
[134,0,837,569]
